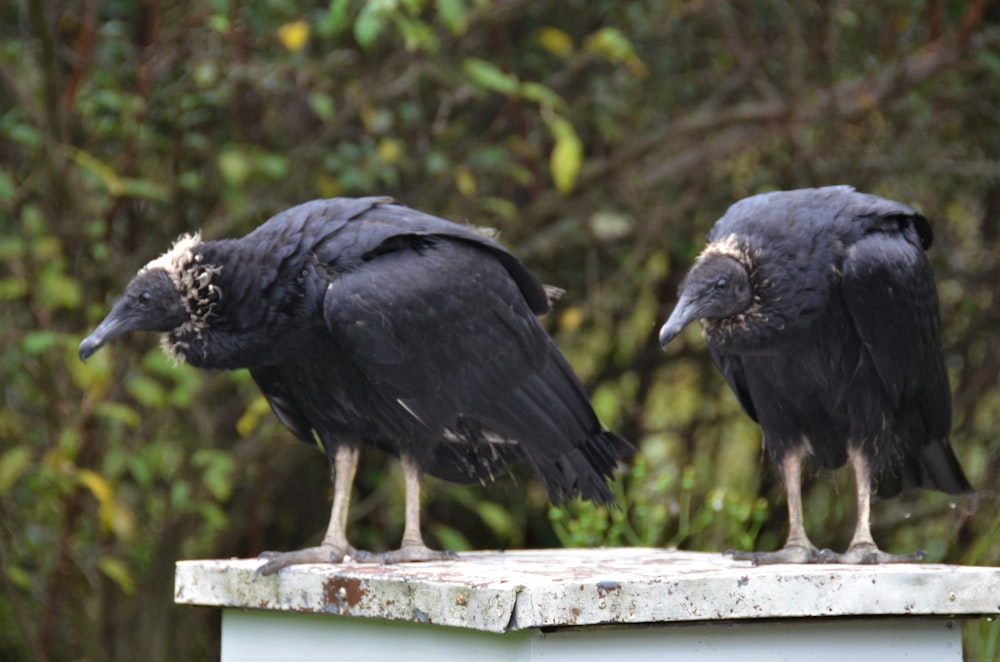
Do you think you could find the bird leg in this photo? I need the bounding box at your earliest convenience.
[817,448,926,564]
[253,444,360,578]
[355,454,457,564]
[728,446,822,564]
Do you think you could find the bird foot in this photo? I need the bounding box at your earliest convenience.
[817,543,927,565]
[353,542,458,565]
[252,543,357,579]
[726,543,822,565]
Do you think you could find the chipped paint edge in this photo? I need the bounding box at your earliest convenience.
[175,550,1000,633]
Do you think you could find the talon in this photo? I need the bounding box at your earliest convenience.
[354,543,458,565]
[250,543,357,579]
[729,543,821,565]
[725,549,755,562]
[822,543,928,565]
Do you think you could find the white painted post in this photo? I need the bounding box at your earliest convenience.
[174,548,999,661]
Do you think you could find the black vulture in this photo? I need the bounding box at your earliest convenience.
[79,197,633,575]
[658,186,972,564]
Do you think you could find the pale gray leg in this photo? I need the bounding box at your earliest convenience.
[254,444,360,578]
[355,454,457,564]
[818,448,926,564]
[729,446,822,564]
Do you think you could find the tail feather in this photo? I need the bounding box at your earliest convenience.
[877,439,972,498]
[420,353,634,504]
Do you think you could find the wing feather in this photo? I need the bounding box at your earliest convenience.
[840,212,970,495]
[321,236,629,501]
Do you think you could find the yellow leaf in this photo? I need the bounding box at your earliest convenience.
[560,306,584,333]
[78,468,122,535]
[585,27,647,78]
[546,115,583,195]
[109,500,136,540]
[78,468,112,506]
[236,394,273,437]
[377,137,404,164]
[70,149,122,196]
[99,556,137,595]
[454,166,477,198]
[278,20,310,53]
[314,172,341,198]
[538,27,574,58]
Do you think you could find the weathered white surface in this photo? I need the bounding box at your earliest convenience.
[174,548,1000,633]
[219,610,964,662]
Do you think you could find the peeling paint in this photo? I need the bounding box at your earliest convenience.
[174,549,1000,634]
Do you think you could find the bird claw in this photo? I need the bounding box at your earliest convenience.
[726,543,822,565]
[818,543,927,565]
[353,543,458,565]
[252,543,357,579]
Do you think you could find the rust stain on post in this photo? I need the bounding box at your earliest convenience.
[323,576,368,612]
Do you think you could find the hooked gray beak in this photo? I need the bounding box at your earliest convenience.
[79,311,132,362]
[658,294,698,349]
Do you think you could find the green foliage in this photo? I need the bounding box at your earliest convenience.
[2,1,999,659]
[549,454,769,551]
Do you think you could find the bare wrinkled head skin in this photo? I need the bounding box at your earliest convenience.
[78,269,189,361]
[658,253,751,348]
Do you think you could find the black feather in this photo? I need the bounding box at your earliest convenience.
[660,186,970,563]
[665,186,969,496]
[81,197,632,511]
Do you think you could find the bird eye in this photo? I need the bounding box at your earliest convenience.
[139,291,152,305]
[714,277,729,290]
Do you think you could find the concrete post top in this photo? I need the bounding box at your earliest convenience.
[174,548,1000,633]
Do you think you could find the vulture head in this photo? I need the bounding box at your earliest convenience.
[79,232,219,362]
[659,253,751,348]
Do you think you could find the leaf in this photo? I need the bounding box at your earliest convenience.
[171,481,191,509]
[585,27,648,77]
[236,395,274,437]
[71,149,120,192]
[127,375,167,409]
[192,449,235,501]
[218,148,251,186]
[543,112,583,195]
[588,210,633,242]
[462,58,519,95]
[308,92,335,121]
[435,0,467,35]
[21,331,59,355]
[70,149,169,201]
[519,81,565,109]
[277,20,310,53]
[376,137,404,163]
[537,27,574,57]
[6,565,30,591]
[78,468,113,507]
[322,0,353,36]
[255,153,289,180]
[77,468,134,538]
[559,306,584,333]
[98,556,137,596]
[354,1,386,50]
[429,522,471,552]
[454,165,477,197]
[0,447,31,495]
[392,15,439,52]
[114,178,170,201]
[480,196,517,221]
[0,169,14,202]
[96,401,141,429]
[38,270,83,312]
[0,277,27,300]
[474,501,516,538]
